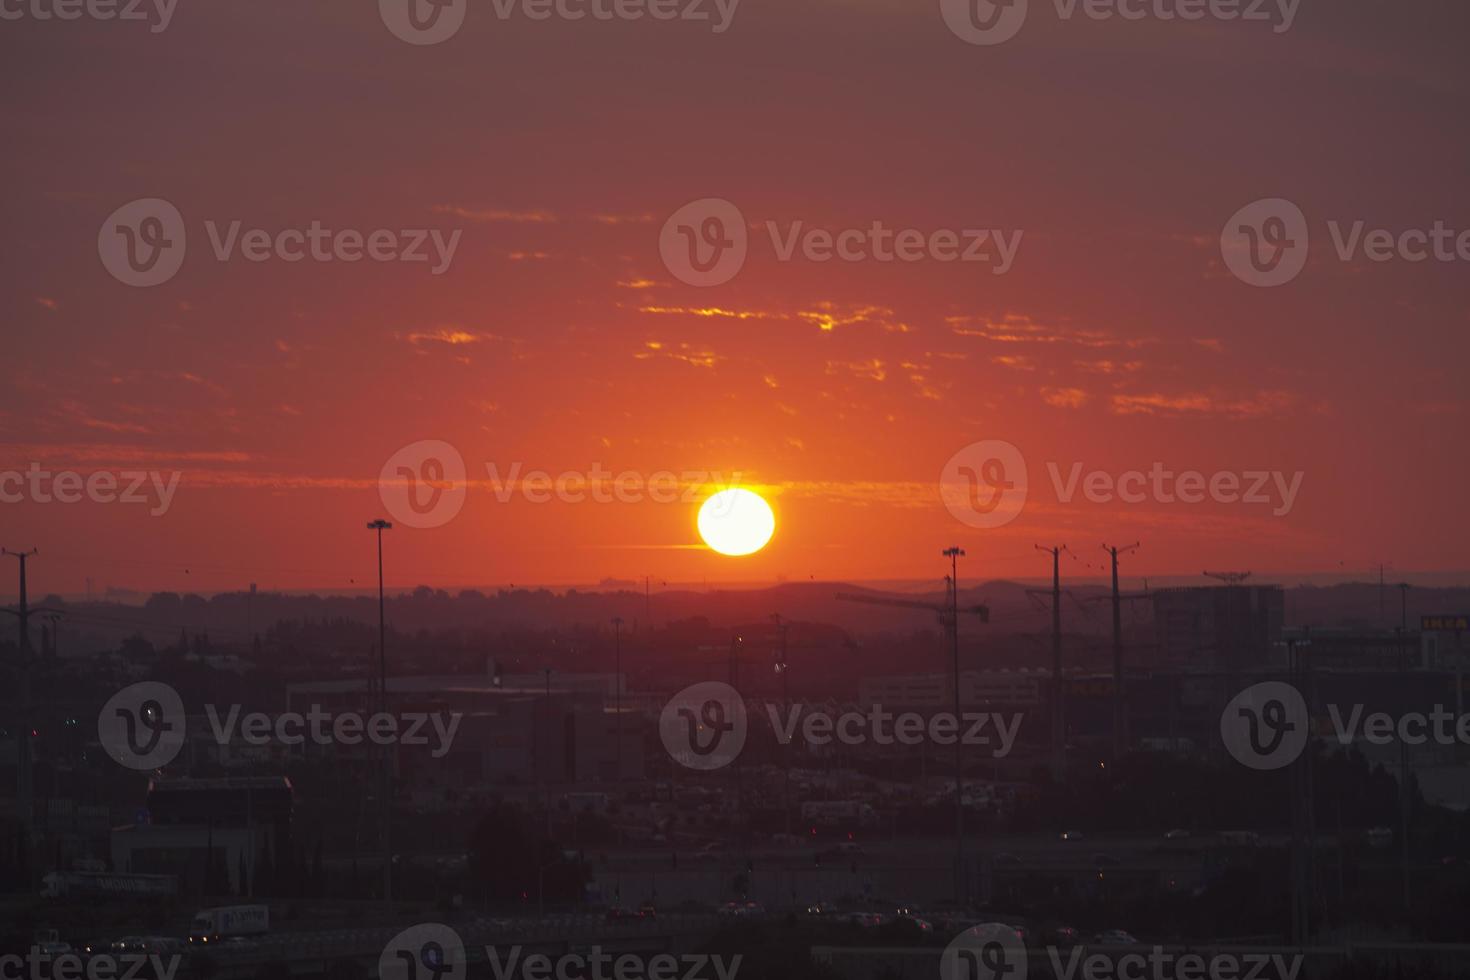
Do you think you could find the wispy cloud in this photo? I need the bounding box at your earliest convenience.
[1110,390,1295,419]
[433,206,558,223]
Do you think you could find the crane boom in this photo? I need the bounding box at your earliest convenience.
[835,592,990,623]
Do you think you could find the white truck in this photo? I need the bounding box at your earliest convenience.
[188,905,269,945]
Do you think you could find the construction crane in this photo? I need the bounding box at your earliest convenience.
[834,590,990,626]
[1204,571,1252,585]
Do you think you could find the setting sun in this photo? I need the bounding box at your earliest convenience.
[697,488,776,557]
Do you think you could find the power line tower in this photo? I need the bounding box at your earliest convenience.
[836,556,991,905]
[1101,543,1140,759]
[941,546,966,904]
[1036,545,1068,780]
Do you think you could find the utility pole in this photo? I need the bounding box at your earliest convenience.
[1371,563,1391,627]
[772,614,791,838]
[611,617,624,784]
[1101,543,1139,760]
[943,546,966,905]
[729,632,745,838]
[2,548,38,862]
[366,520,392,905]
[1397,582,1412,913]
[1037,545,1067,780]
[1283,631,1315,943]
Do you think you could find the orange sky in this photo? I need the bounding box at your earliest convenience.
[2,2,1468,595]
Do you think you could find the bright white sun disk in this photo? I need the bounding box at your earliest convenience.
[697,488,775,556]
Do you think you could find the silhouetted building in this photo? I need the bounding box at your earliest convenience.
[112,776,292,896]
[1152,585,1284,670]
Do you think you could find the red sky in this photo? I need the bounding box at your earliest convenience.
[2,1,1468,596]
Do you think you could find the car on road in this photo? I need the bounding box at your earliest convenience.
[638,903,657,919]
[1092,930,1138,945]
[717,900,764,918]
[1060,830,1084,841]
[1163,829,1191,840]
[894,912,933,933]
